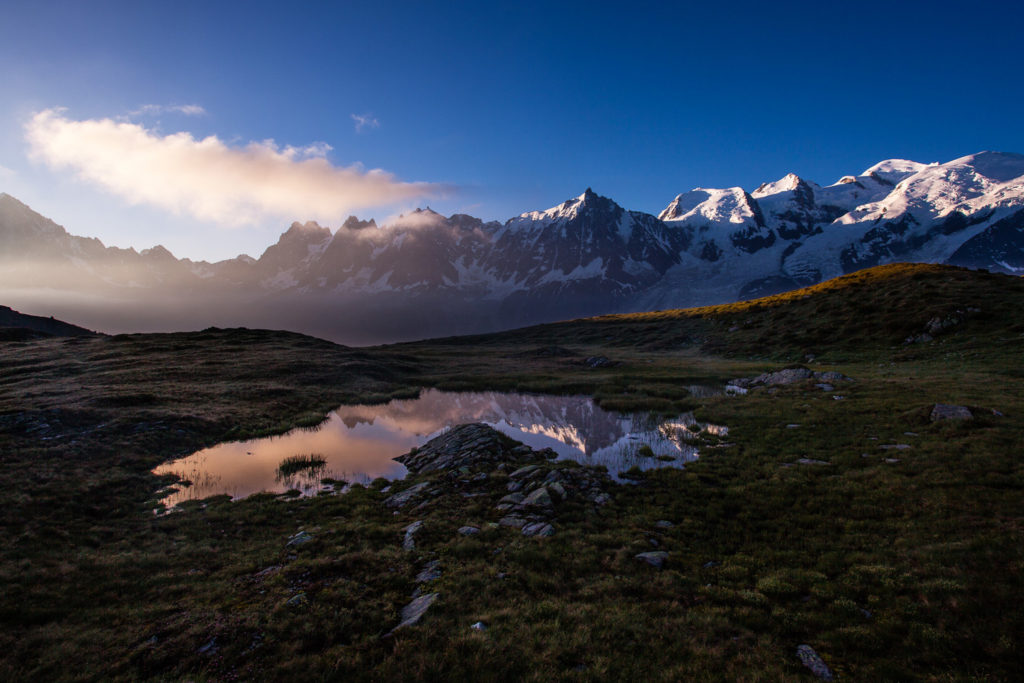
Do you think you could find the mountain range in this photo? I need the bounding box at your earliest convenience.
[2,151,1022,344]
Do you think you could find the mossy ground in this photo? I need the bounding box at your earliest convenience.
[1,264,1022,680]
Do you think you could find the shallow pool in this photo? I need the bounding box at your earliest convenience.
[152,389,726,507]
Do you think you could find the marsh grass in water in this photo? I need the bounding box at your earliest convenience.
[276,453,327,477]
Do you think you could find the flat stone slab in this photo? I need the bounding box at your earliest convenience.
[393,593,438,631]
[415,560,441,583]
[931,403,973,421]
[384,482,430,508]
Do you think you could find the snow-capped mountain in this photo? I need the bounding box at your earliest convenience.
[2,151,1022,343]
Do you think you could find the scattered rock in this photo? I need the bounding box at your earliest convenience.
[286,531,312,547]
[879,444,911,450]
[522,486,553,508]
[730,368,852,389]
[499,516,527,529]
[548,481,567,501]
[458,526,480,536]
[198,638,218,655]
[254,565,282,580]
[654,520,674,529]
[384,482,431,508]
[415,560,441,583]
[393,593,438,631]
[285,592,308,608]
[510,464,541,479]
[930,403,973,422]
[522,522,555,537]
[471,621,487,631]
[786,424,801,429]
[755,367,814,385]
[584,356,618,369]
[635,551,669,569]
[885,458,901,464]
[796,644,834,681]
[403,520,423,551]
[796,458,831,466]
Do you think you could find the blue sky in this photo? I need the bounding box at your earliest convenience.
[1,0,1022,260]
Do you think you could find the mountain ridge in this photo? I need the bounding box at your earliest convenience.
[2,151,1023,343]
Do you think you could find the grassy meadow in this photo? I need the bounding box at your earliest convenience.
[0,263,1022,680]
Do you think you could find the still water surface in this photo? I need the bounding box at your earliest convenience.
[153,389,726,508]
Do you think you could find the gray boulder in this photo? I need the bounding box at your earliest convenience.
[931,403,973,421]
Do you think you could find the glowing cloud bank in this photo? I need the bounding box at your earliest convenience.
[25,108,444,226]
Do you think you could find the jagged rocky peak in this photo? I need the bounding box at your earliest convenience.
[140,245,177,261]
[387,207,449,230]
[507,188,623,229]
[341,215,377,231]
[283,220,332,239]
[0,192,69,239]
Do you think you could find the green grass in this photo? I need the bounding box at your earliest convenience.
[0,263,1022,680]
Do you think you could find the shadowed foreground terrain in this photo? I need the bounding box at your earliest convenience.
[1,263,1022,680]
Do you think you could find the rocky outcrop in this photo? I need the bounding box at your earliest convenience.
[395,423,541,474]
[729,367,853,388]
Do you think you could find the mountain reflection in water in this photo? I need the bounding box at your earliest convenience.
[153,389,726,508]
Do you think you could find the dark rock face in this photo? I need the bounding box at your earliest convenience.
[947,208,1024,273]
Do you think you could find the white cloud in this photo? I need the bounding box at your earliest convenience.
[129,104,207,117]
[351,113,380,133]
[0,164,15,179]
[24,108,445,226]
